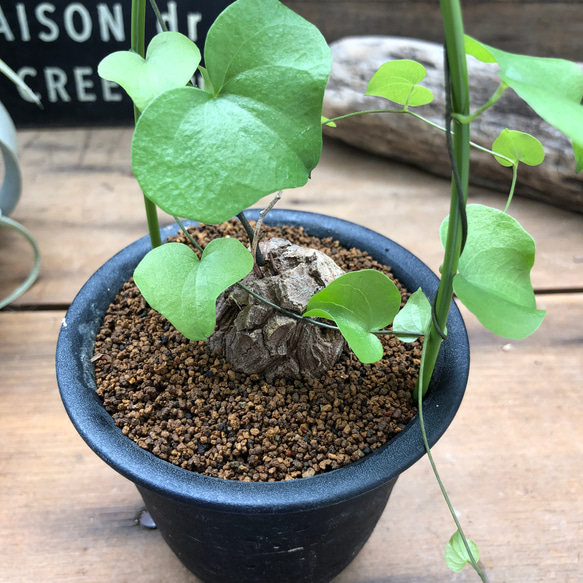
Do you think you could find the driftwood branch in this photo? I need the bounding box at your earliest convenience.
[323,37,583,214]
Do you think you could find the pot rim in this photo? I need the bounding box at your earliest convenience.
[56,210,469,513]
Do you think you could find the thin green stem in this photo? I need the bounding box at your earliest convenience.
[418,0,471,397]
[453,82,508,124]
[325,110,514,166]
[237,282,418,338]
[148,0,168,31]
[470,142,513,165]
[409,111,514,163]
[375,329,418,337]
[176,217,204,253]
[323,109,407,125]
[235,281,323,326]
[408,111,449,132]
[417,344,489,582]
[131,0,161,249]
[504,164,519,212]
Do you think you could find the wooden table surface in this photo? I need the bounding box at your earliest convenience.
[1,129,582,583]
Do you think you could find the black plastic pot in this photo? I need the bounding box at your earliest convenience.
[56,210,469,583]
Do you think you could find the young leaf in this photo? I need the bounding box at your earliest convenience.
[392,288,432,342]
[366,60,433,106]
[465,36,583,170]
[133,239,253,341]
[445,530,480,573]
[198,66,214,94]
[321,116,337,128]
[98,31,201,112]
[492,129,545,167]
[441,204,545,339]
[132,0,331,224]
[303,270,402,363]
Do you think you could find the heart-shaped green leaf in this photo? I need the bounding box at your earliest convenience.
[132,0,331,224]
[466,36,583,170]
[133,238,253,341]
[303,270,402,363]
[492,129,545,167]
[392,288,432,342]
[98,31,201,112]
[366,60,433,106]
[445,531,480,573]
[441,204,545,339]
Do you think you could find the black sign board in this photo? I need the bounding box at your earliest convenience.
[0,1,235,128]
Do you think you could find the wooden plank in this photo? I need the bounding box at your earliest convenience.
[1,294,582,581]
[0,311,197,583]
[0,129,173,307]
[2,129,582,307]
[284,2,583,60]
[337,293,583,582]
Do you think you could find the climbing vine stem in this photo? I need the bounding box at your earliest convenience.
[323,111,514,166]
[417,342,490,582]
[417,0,471,397]
[132,0,161,249]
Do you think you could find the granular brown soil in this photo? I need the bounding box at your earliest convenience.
[94,220,421,482]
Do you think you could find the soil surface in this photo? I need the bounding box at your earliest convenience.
[94,220,421,482]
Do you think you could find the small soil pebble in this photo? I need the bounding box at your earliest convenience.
[94,220,421,482]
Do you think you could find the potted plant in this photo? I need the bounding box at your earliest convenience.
[55,0,583,581]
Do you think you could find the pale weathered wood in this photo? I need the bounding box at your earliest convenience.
[341,293,583,582]
[0,311,200,583]
[323,37,583,213]
[1,129,582,308]
[1,294,582,582]
[276,138,583,293]
[0,128,173,307]
[284,1,583,60]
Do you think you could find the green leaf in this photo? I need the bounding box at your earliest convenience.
[441,204,545,339]
[465,36,583,170]
[132,0,331,224]
[133,239,253,341]
[198,66,214,94]
[492,129,545,167]
[392,288,432,342]
[445,531,480,573]
[464,36,497,64]
[98,31,201,112]
[0,58,41,105]
[303,270,402,363]
[321,116,337,128]
[365,60,433,106]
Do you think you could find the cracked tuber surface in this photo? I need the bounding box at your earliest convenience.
[210,238,346,381]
